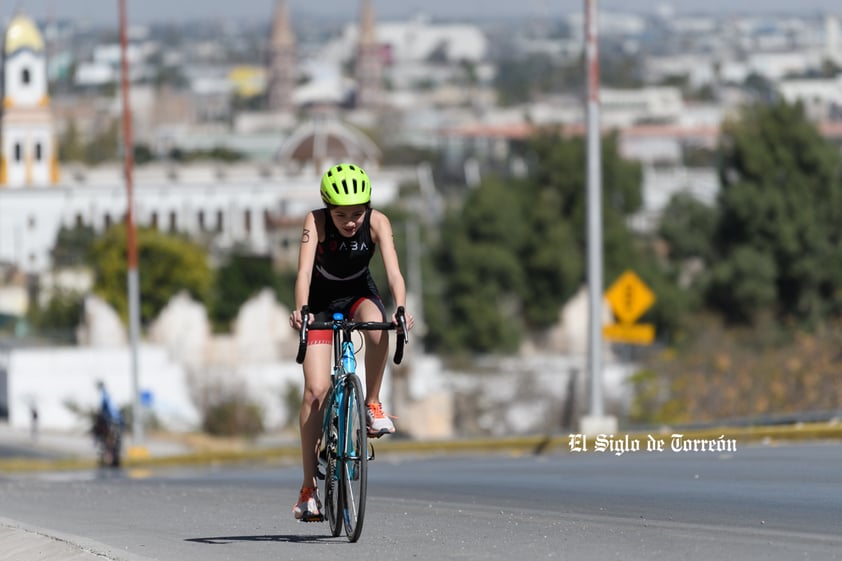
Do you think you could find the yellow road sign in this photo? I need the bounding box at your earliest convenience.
[605,270,655,324]
[603,322,655,345]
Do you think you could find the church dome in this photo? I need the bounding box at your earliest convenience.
[277,115,382,169]
[5,14,45,55]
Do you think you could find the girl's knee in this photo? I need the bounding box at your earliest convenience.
[302,384,329,406]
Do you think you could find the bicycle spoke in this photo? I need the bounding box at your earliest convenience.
[341,375,367,541]
[323,398,342,537]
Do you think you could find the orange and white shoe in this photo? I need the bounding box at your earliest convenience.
[366,402,395,437]
[292,486,323,522]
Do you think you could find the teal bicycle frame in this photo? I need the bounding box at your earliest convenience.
[327,337,361,482]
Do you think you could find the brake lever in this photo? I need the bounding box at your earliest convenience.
[295,306,310,364]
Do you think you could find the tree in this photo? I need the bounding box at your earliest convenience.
[429,177,527,353]
[90,225,212,326]
[210,253,286,332]
[636,102,842,426]
[524,131,646,318]
[51,224,98,268]
[27,289,85,342]
[706,246,778,324]
[709,100,842,324]
[658,192,718,263]
[427,131,659,354]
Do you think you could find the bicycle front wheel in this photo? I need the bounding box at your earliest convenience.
[340,374,368,542]
[323,395,342,537]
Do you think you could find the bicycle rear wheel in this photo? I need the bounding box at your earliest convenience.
[341,374,368,542]
[322,396,342,537]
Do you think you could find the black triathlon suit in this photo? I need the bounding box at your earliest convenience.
[308,207,385,324]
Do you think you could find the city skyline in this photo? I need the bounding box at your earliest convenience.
[3,0,842,26]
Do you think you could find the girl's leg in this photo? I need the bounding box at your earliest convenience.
[299,342,332,489]
[351,298,389,404]
[352,298,395,435]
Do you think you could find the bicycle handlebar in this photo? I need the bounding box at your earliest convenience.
[295,305,408,365]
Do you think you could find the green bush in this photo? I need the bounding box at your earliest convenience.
[201,395,265,437]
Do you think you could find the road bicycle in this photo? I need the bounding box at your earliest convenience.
[92,414,123,468]
[296,305,408,542]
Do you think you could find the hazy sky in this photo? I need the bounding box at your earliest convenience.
[3,0,842,26]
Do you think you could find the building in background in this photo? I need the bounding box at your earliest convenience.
[266,0,297,115]
[0,13,58,188]
[0,9,404,278]
[355,0,383,110]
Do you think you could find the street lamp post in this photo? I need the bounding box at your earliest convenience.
[581,0,617,436]
[119,0,143,446]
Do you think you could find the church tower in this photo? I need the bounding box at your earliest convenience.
[0,14,57,188]
[267,0,297,113]
[355,0,382,109]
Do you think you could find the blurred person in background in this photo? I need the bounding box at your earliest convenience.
[93,380,124,467]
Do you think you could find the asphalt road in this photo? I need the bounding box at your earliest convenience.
[0,442,60,460]
[1,441,840,561]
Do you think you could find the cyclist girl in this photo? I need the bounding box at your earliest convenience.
[289,162,414,521]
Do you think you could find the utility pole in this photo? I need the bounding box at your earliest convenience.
[119,0,144,447]
[581,0,617,436]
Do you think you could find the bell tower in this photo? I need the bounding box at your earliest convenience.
[355,0,382,109]
[0,13,57,188]
[267,0,296,113]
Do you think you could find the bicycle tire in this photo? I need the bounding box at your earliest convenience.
[341,374,368,542]
[323,391,342,537]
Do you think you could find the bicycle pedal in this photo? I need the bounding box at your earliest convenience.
[299,513,324,523]
[368,443,376,461]
[367,428,392,439]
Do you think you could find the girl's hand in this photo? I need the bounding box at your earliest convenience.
[290,308,305,330]
[393,309,414,334]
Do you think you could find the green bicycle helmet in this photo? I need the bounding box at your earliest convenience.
[320,163,372,206]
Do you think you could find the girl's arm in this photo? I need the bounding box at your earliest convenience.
[371,210,410,326]
[291,210,319,328]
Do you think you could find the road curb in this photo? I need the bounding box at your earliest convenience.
[2,421,841,473]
